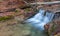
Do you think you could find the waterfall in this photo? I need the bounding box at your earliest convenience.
[26,9,54,30]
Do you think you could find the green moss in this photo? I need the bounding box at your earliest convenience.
[0,16,13,21]
[15,10,19,12]
[24,8,31,12]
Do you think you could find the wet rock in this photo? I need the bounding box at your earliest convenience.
[53,12,60,20]
[44,16,60,36]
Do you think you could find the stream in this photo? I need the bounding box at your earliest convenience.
[25,9,54,36]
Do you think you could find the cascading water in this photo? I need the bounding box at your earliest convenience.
[26,9,54,30]
[25,9,54,36]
